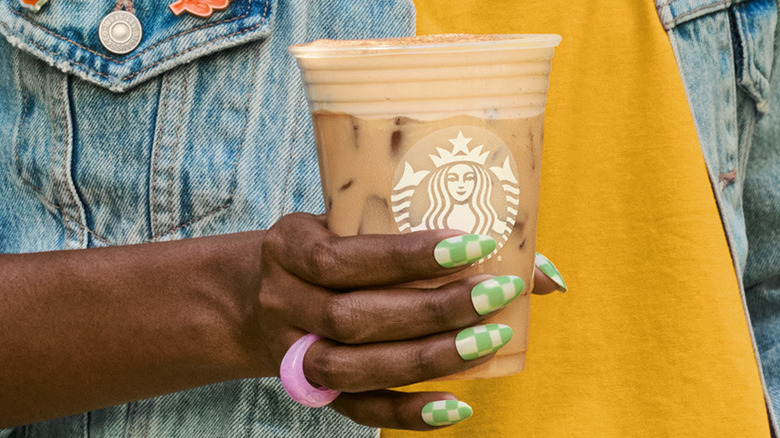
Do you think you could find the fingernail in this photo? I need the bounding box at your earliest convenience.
[421,400,473,426]
[471,276,525,315]
[434,235,496,269]
[535,252,567,292]
[455,324,513,361]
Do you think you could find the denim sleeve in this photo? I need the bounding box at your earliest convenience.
[742,5,780,435]
[659,0,780,434]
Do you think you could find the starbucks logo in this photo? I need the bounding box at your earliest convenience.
[391,127,520,254]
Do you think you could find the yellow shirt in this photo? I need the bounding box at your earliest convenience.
[383,1,769,436]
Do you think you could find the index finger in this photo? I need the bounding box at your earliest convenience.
[264,213,496,289]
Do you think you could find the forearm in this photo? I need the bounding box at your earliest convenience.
[0,231,266,427]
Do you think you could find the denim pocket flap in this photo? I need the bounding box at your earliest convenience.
[0,0,275,91]
[656,0,754,29]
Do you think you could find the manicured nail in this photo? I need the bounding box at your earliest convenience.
[471,276,525,315]
[535,252,567,292]
[434,235,496,268]
[455,324,513,360]
[421,400,473,426]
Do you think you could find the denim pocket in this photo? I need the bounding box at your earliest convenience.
[146,45,260,240]
[729,0,777,112]
[0,0,275,91]
[12,50,59,202]
[658,0,776,112]
[2,0,280,244]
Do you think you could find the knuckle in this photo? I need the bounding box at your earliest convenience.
[310,348,349,390]
[255,287,279,314]
[410,346,440,377]
[263,213,310,256]
[261,225,286,258]
[307,240,344,284]
[421,292,454,329]
[323,295,362,344]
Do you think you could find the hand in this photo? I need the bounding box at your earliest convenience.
[0,211,563,428]
[250,213,562,431]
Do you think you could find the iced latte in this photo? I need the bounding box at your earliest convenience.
[290,34,560,379]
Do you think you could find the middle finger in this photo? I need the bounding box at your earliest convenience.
[292,274,525,344]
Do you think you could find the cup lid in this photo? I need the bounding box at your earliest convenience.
[289,34,562,58]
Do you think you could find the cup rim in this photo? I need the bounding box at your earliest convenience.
[289,34,562,58]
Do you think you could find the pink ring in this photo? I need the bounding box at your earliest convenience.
[280,333,341,407]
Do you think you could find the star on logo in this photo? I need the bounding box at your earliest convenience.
[449,131,473,155]
[429,131,489,167]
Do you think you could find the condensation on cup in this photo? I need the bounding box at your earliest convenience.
[290,34,561,379]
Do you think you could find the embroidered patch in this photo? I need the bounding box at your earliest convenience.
[169,0,229,17]
[19,0,48,12]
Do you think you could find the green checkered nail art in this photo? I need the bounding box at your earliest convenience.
[434,235,496,269]
[471,276,525,315]
[535,252,567,292]
[455,324,513,361]
[421,400,473,427]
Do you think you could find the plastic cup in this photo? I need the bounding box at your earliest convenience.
[290,34,561,379]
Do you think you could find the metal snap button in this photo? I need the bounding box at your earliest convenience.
[99,10,142,55]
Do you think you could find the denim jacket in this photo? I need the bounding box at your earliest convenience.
[658,0,780,434]
[0,0,414,436]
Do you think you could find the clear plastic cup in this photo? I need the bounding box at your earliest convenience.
[290,34,560,379]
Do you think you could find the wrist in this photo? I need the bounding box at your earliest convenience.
[202,230,270,378]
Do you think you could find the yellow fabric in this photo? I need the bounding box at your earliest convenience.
[383,1,770,437]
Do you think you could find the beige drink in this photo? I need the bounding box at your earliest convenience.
[291,34,560,379]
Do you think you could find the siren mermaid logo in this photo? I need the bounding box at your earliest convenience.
[391,127,520,254]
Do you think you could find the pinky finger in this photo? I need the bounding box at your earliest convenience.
[330,390,473,431]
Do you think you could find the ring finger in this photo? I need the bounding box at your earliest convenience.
[302,323,514,392]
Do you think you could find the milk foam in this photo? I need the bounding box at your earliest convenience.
[290,34,561,120]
